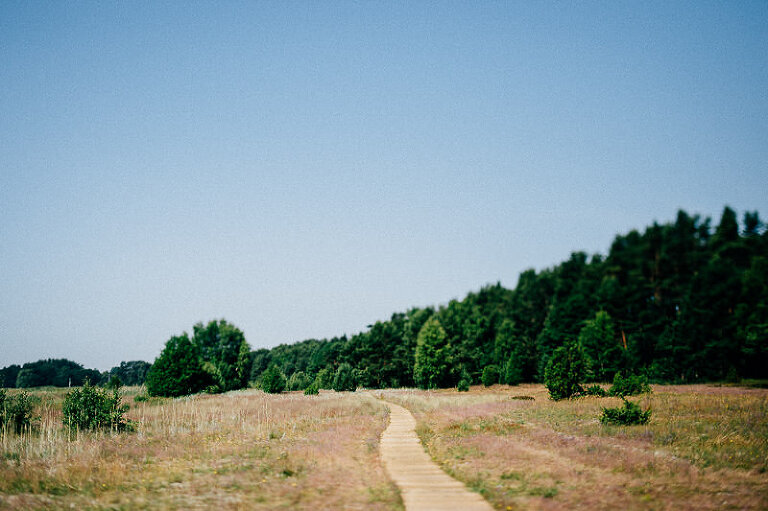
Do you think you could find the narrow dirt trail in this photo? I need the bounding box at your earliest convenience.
[379,401,494,511]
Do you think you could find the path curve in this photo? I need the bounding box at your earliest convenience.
[379,401,494,511]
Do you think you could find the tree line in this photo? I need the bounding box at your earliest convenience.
[255,207,767,390]
[2,207,765,394]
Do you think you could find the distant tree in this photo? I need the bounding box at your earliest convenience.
[481,365,499,387]
[332,363,356,392]
[315,367,334,389]
[260,365,286,394]
[0,365,21,388]
[544,342,587,400]
[108,361,151,386]
[15,359,102,388]
[413,317,451,389]
[192,320,252,392]
[578,311,622,381]
[286,371,311,391]
[145,334,212,397]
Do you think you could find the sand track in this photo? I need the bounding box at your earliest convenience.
[379,401,494,511]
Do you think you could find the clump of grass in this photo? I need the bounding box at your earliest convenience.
[600,398,651,425]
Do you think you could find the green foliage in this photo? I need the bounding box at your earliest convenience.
[303,380,319,395]
[332,363,356,392]
[242,206,768,389]
[414,317,451,389]
[544,342,586,400]
[0,365,21,388]
[106,375,123,390]
[579,311,622,382]
[609,372,651,397]
[315,367,334,390]
[13,359,102,388]
[582,384,608,397]
[286,371,311,391]
[260,365,286,394]
[481,365,499,387]
[62,381,133,432]
[600,398,651,425]
[457,379,470,392]
[107,361,151,386]
[145,334,213,397]
[192,320,252,392]
[0,390,38,433]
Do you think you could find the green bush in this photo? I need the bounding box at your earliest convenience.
[315,368,334,390]
[287,371,311,391]
[62,381,133,432]
[456,378,470,392]
[608,372,651,397]
[332,363,356,392]
[260,365,286,394]
[146,334,214,397]
[0,389,38,433]
[600,398,651,425]
[304,381,319,395]
[582,384,608,397]
[481,365,499,387]
[544,342,586,400]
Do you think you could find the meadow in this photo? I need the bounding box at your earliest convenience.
[1,384,767,510]
[379,384,768,510]
[0,387,401,510]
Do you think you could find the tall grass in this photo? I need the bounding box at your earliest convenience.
[0,387,402,510]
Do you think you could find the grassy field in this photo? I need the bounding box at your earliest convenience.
[378,384,768,510]
[2,384,767,510]
[0,387,401,510]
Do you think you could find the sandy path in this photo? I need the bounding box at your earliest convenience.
[379,401,494,511]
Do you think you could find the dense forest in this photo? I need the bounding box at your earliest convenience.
[2,207,766,391]
[252,207,768,388]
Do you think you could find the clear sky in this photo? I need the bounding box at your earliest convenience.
[1,1,767,370]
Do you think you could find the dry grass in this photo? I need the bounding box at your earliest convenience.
[0,387,402,510]
[378,384,768,510]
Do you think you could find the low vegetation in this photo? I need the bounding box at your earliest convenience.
[0,387,401,510]
[380,383,768,510]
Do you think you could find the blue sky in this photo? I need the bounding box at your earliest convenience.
[2,1,767,370]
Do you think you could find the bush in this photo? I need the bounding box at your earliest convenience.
[600,398,651,425]
[260,365,286,394]
[146,334,214,397]
[287,371,311,392]
[582,384,608,397]
[457,378,470,392]
[304,381,319,395]
[315,368,334,390]
[609,372,651,397]
[0,389,38,433]
[62,381,133,432]
[481,365,499,387]
[544,342,586,400]
[332,363,356,392]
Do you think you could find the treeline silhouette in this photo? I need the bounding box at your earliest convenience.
[2,206,765,391]
[253,207,767,387]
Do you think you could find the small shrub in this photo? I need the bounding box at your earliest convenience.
[601,398,651,425]
[481,365,499,387]
[0,390,38,433]
[260,365,286,394]
[582,384,608,397]
[304,381,319,395]
[332,363,356,392]
[609,372,651,397]
[457,378,470,392]
[106,375,123,390]
[544,342,586,400]
[62,381,133,432]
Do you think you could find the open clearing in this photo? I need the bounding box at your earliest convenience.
[1,383,767,510]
